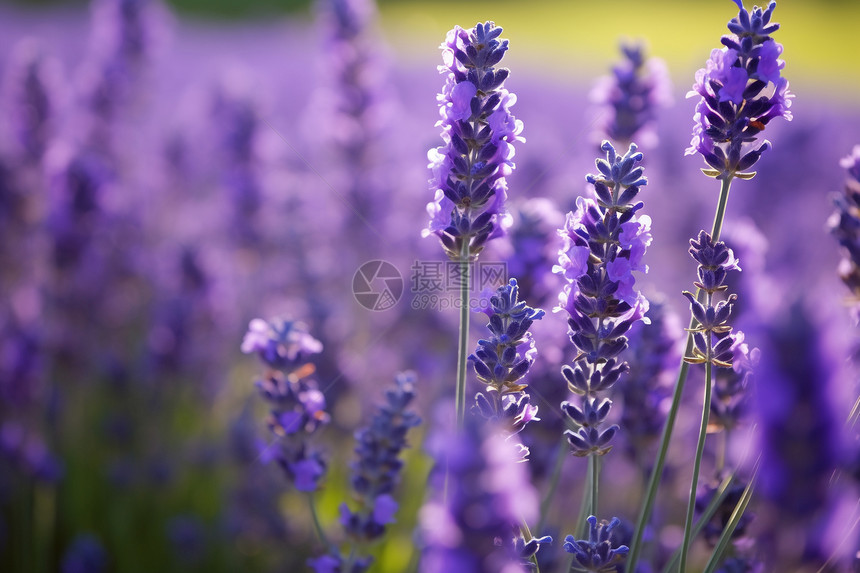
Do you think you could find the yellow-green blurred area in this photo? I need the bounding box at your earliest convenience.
[13,0,860,102]
[377,0,860,103]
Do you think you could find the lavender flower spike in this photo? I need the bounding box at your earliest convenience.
[424,21,523,260]
[686,1,793,180]
[241,317,330,492]
[340,371,421,542]
[554,141,651,457]
[682,231,742,368]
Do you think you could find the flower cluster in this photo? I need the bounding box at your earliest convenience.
[470,278,544,444]
[424,21,523,260]
[828,145,860,321]
[686,0,793,180]
[554,141,651,457]
[419,413,550,572]
[682,231,741,368]
[591,42,671,149]
[340,372,421,541]
[562,516,629,573]
[241,317,329,492]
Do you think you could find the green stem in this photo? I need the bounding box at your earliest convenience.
[536,438,567,534]
[306,493,332,551]
[455,239,471,427]
[679,356,713,572]
[590,455,600,520]
[626,176,734,572]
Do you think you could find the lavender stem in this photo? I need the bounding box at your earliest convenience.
[679,348,713,572]
[455,239,471,426]
[627,176,734,571]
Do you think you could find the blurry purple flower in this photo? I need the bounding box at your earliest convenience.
[686,1,793,179]
[503,198,565,307]
[61,534,107,573]
[590,41,672,149]
[338,372,420,543]
[424,21,523,260]
[419,411,548,572]
[241,317,323,372]
[829,145,860,321]
[2,40,61,163]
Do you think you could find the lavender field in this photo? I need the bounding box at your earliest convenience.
[1,0,860,571]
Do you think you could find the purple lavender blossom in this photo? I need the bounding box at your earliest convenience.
[504,198,565,307]
[554,141,651,457]
[424,21,524,260]
[590,42,672,149]
[682,231,742,368]
[61,534,107,573]
[419,411,549,572]
[829,145,860,322]
[339,371,421,542]
[562,516,629,573]
[470,278,544,443]
[308,553,372,573]
[695,475,755,546]
[242,317,330,492]
[2,40,61,164]
[686,1,793,180]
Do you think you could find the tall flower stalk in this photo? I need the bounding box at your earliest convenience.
[626,3,793,569]
[423,21,523,425]
[554,141,651,521]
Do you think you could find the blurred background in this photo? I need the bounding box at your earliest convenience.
[1,0,859,571]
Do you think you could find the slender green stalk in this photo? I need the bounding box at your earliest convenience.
[662,472,735,573]
[537,437,568,534]
[701,462,759,573]
[679,355,714,572]
[454,239,471,427]
[306,493,332,551]
[590,455,600,520]
[626,177,734,572]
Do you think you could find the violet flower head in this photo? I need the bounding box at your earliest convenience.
[562,516,629,573]
[419,412,550,572]
[424,21,524,260]
[591,41,672,149]
[686,1,793,180]
[554,142,651,457]
[242,317,330,492]
[470,279,544,458]
[2,40,60,164]
[710,331,758,431]
[340,371,421,542]
[682,231,742,368]
[61,534,107,573]
[829,145,860,321]
[505,198,565,307]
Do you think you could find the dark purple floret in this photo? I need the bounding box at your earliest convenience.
[710,331,758,431]
[339,372,421,543]
[562,515,629,573]
[683,231,742,368]
[686,1,793,180]
[555,142,651,457]
[424,21,523,260]
[590,42,671,149]
[308,553,372,573]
